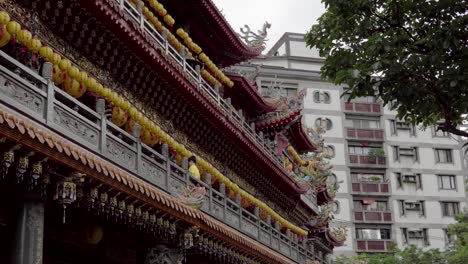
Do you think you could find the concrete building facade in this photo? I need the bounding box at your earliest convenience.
[235,32,467,257]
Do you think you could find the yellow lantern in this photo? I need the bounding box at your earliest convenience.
[51,53,61,65]
[27,37,42,52]
[17,29,32,45]
[52,65,66,85]
[5,21,20,36]
[111,107,129,127]
[0,11,10,26]
[59,58,71,71]
[39,46,53,60]
[64,78,87,98]
[0,26,11,47]
[141,128,158,146]
[67,66,79,79]
[76,71,88,84]
[85,77,97,92]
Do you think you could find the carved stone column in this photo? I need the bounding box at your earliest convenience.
[144,244,183,264]
[12,195,45,264]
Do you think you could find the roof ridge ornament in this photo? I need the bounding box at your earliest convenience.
[239,22,271,50]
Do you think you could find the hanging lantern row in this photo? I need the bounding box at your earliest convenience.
[196,235,261,264]
[0,148,49,196]
[132,0,234,88]
[201,68,222,88]
[145,0,174,27]
[0,10,308,237]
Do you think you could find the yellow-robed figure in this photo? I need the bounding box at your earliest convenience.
[188,156,200,180]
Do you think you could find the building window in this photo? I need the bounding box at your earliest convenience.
[399,200,425,216]
[313,91,331,104]
[389,120,416,136]
[332,201,340,214]
[438,175,457,190]
[344,119,380,129]
[393,146,419,162]
[259,80,298,97]
[324,145,335,158]
[433,127,449,137]
[396,173,423,190]
[343,94,377,104]
[349,146,382,155]
[441,202,460,217]
[351,173,385,182]
[354,200,388,211]
[355,228,391,240]
[315,118,333,130]
[444,229,456,246]
[435,149,453,163]
[402,228,429,246]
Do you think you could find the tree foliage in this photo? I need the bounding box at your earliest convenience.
[305,0,467,136]
[333,211,468,264]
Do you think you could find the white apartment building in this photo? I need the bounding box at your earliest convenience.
[235,32,467,258]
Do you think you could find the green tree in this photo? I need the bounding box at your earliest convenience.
[334,246,446,264]
[305,0,467,136]
[447,211,468,264]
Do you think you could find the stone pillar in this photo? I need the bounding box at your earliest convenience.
[12,195,45,264]
[144,244,183,264]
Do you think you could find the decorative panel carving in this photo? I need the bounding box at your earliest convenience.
[141,159,165,187]
[241,220,259,238]
[54,106,99,146]
[169,177,185,194]
[260,230,270,245]
[271,237,279,250]
[280,242,290,255]
[226,209,240,228]
[105,137,136,169]
[0,75,44,115]
[291,249,298,260]
[211,202,224,220]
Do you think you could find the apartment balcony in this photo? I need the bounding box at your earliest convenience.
[346,128,384,141]
[354,210,392,223]
[356,239,394,252]
[349,155,386,167]
[352,181,390,194]
[345,102,381,114]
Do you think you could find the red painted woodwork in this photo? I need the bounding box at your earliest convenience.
[352,182,390,194]
[344,102,381,113]
[356,240,393,252]
[347,128,384,140]
[354,211,392,223]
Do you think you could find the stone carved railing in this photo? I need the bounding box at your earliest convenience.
[0,51,310,263]
[114,0,284,167]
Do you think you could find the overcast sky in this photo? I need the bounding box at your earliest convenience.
[212,0,326,52]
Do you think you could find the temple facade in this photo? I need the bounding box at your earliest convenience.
[0,2,341,264]
[236,32,468,258]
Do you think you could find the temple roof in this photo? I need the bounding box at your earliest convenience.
[224,75,278,115]
[161,0,264,67]
[256,114,318,153]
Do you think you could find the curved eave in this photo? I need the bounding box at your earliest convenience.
[189,0,263,66]
[288,117,318,153]
[255,110,301,131]
[225,75,278,115]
